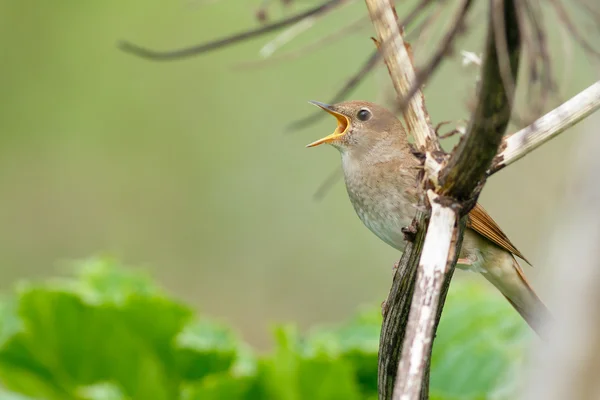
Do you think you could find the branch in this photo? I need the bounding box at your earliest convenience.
[489,80,600,175]
[119,0,346,61]
[439,0,521,202]
[372,1,521,399]
[364,0,440,152]
[379,211,467,400]
[378,212,428,398]
[393,192,460,400]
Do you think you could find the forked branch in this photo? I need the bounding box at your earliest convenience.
[370,1,521,399]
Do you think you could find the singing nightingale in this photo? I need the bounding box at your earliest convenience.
[306,100,548,334]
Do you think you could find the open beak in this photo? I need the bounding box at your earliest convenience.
[305,101,350,148]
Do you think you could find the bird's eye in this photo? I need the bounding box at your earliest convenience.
[357,108,372,121]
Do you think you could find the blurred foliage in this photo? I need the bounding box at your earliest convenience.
[0,2,590,399]
[1,1,593,352]
[0,258,531,399]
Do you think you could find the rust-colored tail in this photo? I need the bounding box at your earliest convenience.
[482,255,550,336]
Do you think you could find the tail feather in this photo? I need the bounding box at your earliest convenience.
[502,291,549,337]
[482,255,550,337]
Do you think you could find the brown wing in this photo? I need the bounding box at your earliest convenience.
[467,203,531,265]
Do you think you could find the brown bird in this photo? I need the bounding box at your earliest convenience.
[306,100,548,334]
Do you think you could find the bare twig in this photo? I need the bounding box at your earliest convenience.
[235,16,369,69]
[396,0,473,119]
[519,0,555,115]
[548,0,600,58]
[556,14,574,98]
[412,0,450,55]
[288,0,434,133]
[257,0,355,58]
[258,16,319,59]
[287,50,381,131]
[489,80,600,174]
[119,0,347,61]
[312,167,344,201]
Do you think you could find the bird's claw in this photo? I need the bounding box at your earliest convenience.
[402,219,419,242]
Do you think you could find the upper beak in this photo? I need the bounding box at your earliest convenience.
[305,101,350,148]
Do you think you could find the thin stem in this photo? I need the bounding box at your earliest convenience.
[119,0,346,61]
[489,80,600,175]
[396,0,473,117]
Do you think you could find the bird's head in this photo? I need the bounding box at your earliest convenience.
[305,100,407,155]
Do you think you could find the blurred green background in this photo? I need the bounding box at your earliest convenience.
[0,0,596,349]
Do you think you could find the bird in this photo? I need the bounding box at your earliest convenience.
[306,100,548,335]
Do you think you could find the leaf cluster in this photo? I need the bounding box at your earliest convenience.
[0,258,530,400]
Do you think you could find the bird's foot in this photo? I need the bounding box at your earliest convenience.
[402,219,419,242]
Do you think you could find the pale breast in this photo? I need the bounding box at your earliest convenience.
[342,160,419,252]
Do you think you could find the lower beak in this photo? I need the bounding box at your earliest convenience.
[306,101,350,148]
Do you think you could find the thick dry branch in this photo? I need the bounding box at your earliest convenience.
[364,0,440,152]
[378,212,428,399]
[378,211,467,400]
[439,0,521,202]
[374,2,522,399]
[489,80,600,175]
[393,192,459,400]
[119,0,346,61]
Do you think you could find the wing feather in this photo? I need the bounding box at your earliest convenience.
[467,203,531,265]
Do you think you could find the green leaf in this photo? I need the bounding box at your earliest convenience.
[296,354,361,400]
[255,325,362,400]
[180,373,254,400]
[0,258,193,400]
[255,326,300,400]
[62,257,166,305]
[0,298,21,348]
[430,279,530,400]
[0,258,530,400]
[306,306,381,397]
[77,383,128,400]
[175,318,244,381]
[0,388,39,400]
